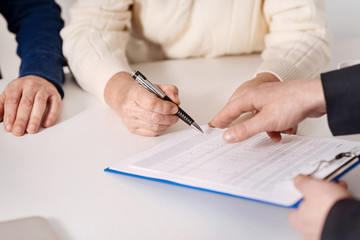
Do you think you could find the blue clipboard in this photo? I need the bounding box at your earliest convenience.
[105,154,360,209]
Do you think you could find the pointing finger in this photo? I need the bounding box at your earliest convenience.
[210,94,256,129]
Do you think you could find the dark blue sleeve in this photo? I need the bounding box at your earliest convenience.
[0,0,66,98]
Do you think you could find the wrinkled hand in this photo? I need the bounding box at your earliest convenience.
[0,75,61,136]
[289,174,352,240]
[210,78,326,143]
[104,72,180,136]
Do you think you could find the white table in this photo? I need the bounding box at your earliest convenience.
[1,38,360,240]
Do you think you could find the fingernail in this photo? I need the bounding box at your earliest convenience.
[223,129,236,142]
[5,123,12,131]
[13,126,22,134]
[208,122,214,128]
[171,106,178,114]
[45,120,54,127]
[27,124,36,132]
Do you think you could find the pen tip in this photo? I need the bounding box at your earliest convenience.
[191,122,204,134]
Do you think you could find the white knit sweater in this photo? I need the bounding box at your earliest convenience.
[61,0,331,102]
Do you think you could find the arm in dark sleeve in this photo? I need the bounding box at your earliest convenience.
[321,64,360,135]
[321,198,360,240]
[0,0,66,98]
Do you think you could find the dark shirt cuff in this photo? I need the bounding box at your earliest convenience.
[321,64,360,136]
[19,53,65,98]
[321,198,360,240]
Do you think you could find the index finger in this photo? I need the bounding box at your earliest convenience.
[222,110,272,142]
[210,94,256,129]
[135,89,178,115]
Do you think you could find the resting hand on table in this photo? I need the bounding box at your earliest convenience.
[0,75,61,136]
[104,72,180,136]
[289,174,352,240]
[209,78,326,143]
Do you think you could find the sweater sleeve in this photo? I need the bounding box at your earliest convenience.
[321,198,360,240]
[61,0,133,103]
[0,0,66,98]
[257,0,331,81]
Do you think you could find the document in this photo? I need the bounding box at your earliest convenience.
[105,126,360,207]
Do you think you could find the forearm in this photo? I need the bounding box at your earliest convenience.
[62,0,133,102]
[0,0,66,97]
[258,0,331,81]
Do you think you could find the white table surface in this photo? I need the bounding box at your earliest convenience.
[1,38,360,240]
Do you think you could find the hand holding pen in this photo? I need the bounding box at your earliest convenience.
[132,71,203,133]
[104,71,188,136]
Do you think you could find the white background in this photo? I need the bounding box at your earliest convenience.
[0,0,359,79]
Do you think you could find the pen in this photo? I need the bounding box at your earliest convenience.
[132,70,204,134]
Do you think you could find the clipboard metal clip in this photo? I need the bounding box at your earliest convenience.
[307,152,356,177]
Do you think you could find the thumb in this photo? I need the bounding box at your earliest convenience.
[294,174,314,194]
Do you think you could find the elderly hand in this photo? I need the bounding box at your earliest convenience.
[209,78,326,143]
[104,72,180,136]
[0,75,61,136]
[289,174,352,240]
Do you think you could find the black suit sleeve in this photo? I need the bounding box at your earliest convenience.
[321,64,360,135]
[321,199,360,240]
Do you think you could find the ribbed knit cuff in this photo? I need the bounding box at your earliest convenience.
[74,56,132,103]
[255,59,315,81]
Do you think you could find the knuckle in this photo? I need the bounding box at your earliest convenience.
[5,96,19,105]
[171,116,179,124]
[233,124,247,137]
[6,81,20,89]
[4,113,15,121]
[146,99,158,111]
[36,96,47,105]
[163,103,175,113]
[21,97,34,107]
[149,112,161,124]
[151,124,164,132]
[171,85,179,94]
[30,116,42,124]
[26,80,38,89]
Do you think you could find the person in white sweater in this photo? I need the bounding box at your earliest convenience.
[62,0,331,136]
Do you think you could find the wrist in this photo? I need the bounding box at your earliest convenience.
[104,71,133,107]
[304,78,327,117]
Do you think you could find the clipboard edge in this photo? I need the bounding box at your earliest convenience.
[104,167,300,209]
